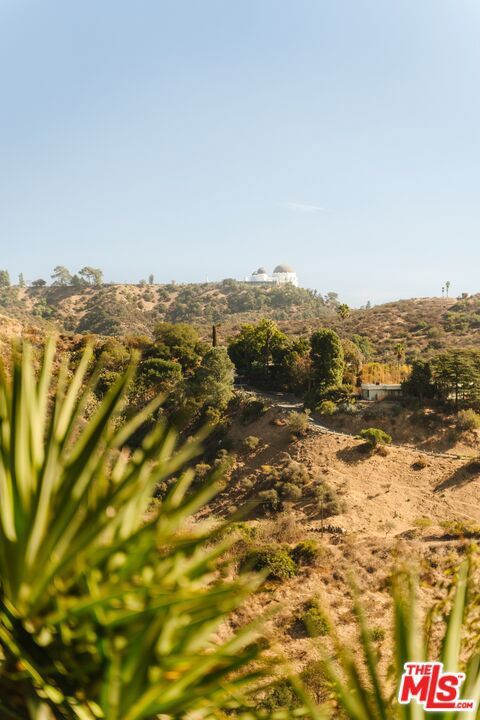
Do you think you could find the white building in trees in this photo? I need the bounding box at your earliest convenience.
[246,264,298,287]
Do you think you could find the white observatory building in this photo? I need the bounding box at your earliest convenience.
[247,264,298,287]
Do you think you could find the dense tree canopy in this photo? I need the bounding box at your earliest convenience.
[153,322,208,374]
[402,359,434,402]
[431,350,480,407]
[402,350,480,408]
[188,347,235,413]
[310,328,345,394]
[227,319,289,381]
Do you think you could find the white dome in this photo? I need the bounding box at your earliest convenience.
[273,264,295,273]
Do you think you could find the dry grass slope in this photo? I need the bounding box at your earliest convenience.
[1,283,480,359]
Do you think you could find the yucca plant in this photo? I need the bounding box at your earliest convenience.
[0,341,298,720]
[322,558,480,719]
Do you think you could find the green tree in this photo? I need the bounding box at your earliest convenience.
[337,303,350,320]
[70,273,85,288]
[51,265,72,286]
[277,337,311,393]
[148,273,154,284]
[431,350,480,408]
[402,359,434,402]
[0,269,10,287]
[79,265,103,285]
[359,427,392,448]
[310,328,344,394]
[31,278,47,287]
[342,339,363,386]
[18,272,26,287]
[153,322,207,374]
[138,356,183,396]
[92,338,133,396]
[228,319,289,384]
[189,347,235,412]
[393,340,406,364]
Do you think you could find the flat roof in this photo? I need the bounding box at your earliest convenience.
[361,384,402,390]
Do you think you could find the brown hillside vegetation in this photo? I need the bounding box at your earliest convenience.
[1,283,480,358]
[207,399,480,679]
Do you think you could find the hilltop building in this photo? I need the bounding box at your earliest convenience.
[246,264,298,287]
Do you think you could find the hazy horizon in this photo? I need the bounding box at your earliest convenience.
[1,1,479,306]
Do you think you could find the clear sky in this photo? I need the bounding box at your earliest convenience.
[1,0,479,306]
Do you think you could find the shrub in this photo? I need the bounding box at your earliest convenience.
[239,477,255,491]
[314,482,344,517]
[203,406,225,427]
[317,400,337,416]
[281,483,303,501]
[412,456,428,470]
[440,520,480,537]
[192,462,212,488]
[229,522,258,541]
[300,660,330,704]
[243,545,298,580]
[241,398,267,424]
[194,462,211,479]
[337,401,359,415]
[266,456,310,488]
[258,488,282,512]
[213,448,236,473]
[413,517,432,528]
[457,409,480,431]
[359,427,392,449]
[300,599,329,637]
[290,539,322,566]
[244,435,260,451]
[287,410,309,435]
[261,680,301,711]
[258,512,304,544]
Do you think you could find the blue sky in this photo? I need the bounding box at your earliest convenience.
[1,0,479,306]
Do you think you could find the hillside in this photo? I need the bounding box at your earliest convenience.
[207,395,480,686]
[0,282,332,338]
[1,282,480,359]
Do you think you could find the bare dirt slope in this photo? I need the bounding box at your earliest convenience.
[295,431,480,534]
[218,402,480,676]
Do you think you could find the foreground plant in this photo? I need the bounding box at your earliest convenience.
[0,341,296,719]
[323,559,480,719]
